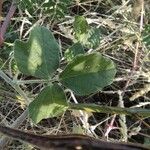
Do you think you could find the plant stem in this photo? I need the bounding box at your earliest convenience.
[69,103,150,117]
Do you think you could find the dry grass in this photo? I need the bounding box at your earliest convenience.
[0,0,150,149]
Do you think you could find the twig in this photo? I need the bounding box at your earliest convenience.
[0,0,16,46]
[104,114,118,138]
[0,109,28,148]
[0,124,149,150]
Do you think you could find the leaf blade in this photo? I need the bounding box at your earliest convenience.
[73,16,101,49]
[60,53,116,95]
[14,26,60,79]
[29,84,68,124]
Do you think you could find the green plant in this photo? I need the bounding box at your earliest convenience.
[13,25,116,123]
[1,1,150,149]
[19,0,71,19]
[73,16,101,49]
[11,23,150,124]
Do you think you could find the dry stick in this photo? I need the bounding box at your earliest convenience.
[119,0,145,142]
[0,0,16,46]
[122,0,144,96]
[132,0,144,71]
[0,109,28,148]
[97,0,134,139]
[0,125,149,150]
[104,114,118,138]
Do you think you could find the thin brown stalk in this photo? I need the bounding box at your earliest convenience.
[0,0,16,46]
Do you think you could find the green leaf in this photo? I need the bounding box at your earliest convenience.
[59,52,116,95]
[73,16,101,49]
[143,25,150,47]
[73,16,89,36]
[79,27,101,49]
[142,52,150,73]
[29,84,68,124]
[14,26,60,79]
[19,0,37,13]
[142,25,150,72]
[64,42,85,62]
[42,0,71,19]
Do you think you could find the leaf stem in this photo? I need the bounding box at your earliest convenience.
[69,103,150,117]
